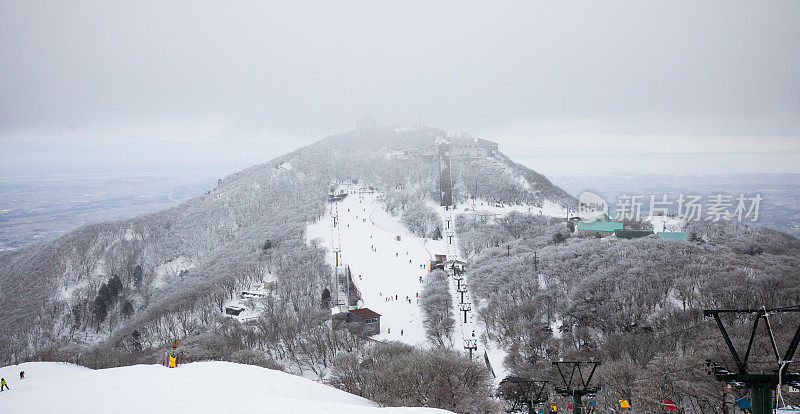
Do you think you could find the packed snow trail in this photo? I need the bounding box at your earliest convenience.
[307,186,449,346]
[0,361,451,413]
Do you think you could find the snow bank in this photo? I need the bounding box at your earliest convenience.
[646,215,685,233]
[0,361,451,413]
[461,198,566,218]
[152,255,195,288]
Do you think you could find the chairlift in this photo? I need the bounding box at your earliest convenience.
[735,396,752,410]
[659,373,682,411]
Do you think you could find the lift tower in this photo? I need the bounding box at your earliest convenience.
[498,377,549,414]
[704,307,800,414]
[457,283,468,304]
[464,338,478,360]
[552,361,601,414]
[459,302,472,323]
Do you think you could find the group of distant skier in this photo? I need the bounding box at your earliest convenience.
[0,371,24,392]
[382,293,420,305]
[337,192,439,341]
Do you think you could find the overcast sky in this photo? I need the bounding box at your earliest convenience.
[1,1,799,177]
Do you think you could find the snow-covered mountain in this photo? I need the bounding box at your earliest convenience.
[0,361,451,413]
[3,126,800,413]
[0,125,573,368]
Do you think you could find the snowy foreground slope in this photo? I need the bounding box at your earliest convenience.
[0,361,451,413]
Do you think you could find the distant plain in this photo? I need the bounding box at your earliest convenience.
[3,166,798,254]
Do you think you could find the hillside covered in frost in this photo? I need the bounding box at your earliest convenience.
[0,126,572,367]
[3,125,799,413]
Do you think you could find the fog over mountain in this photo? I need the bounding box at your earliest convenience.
[2,1,799,175]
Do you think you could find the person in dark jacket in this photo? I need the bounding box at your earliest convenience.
[19,371,24,379]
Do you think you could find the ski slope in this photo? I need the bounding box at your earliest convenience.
[306,185,508,383]
[0,361,451,413]
[307,186,449,345]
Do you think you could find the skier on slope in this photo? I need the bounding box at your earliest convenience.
[19,371,24,379]
[0,377,8,391]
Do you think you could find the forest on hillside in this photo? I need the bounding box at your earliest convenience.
[0,127,446,365]
[459,215,800,413]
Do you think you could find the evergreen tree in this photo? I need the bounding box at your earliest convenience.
[92,297,108,329]
[121,300,134,317]
[97,283,111,304]
[132,265,143,287]
[321,288,331,308]
[108,275,123,301]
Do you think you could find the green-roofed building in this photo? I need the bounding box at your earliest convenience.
[576,220,624,237]
[658,232,690,241]
[614,229,654,239]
